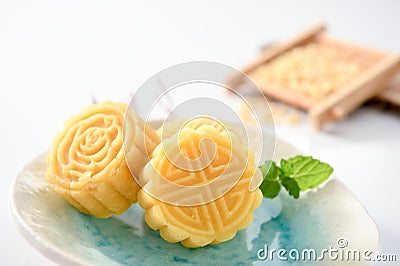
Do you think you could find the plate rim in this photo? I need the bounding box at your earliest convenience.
[9,172,84,266]
[9,124,380,265]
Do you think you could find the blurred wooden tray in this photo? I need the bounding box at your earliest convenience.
[378,71,400,106]
[229,23,400,129]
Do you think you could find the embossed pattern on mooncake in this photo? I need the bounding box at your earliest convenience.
[46,101,160,218]
[138,118,263,247]
[157,117,245,142]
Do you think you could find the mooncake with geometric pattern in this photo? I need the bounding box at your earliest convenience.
[138,118,262,247]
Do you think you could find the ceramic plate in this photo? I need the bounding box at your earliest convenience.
[10,124,378,265]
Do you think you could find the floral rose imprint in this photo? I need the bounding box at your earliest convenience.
[46,101,159,218]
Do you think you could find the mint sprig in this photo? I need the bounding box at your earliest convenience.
[259,156,333,199]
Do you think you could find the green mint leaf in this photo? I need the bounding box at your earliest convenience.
[259,160,281,198]
[287,156,333,191]
[259,160,279,181]
[280,159,294,176]
[281,176,300,199]
[259,180,281,198]
[258,155,333,200]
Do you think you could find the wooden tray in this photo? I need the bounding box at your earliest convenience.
[378,71,400,106]
[229,23,400,129]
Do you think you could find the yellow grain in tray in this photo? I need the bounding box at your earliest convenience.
[250,43,365,100]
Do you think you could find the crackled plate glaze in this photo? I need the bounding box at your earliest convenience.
[10,124,378,265]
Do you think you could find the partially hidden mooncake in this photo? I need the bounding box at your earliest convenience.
[138,117,263,247]
[46,101,160,218]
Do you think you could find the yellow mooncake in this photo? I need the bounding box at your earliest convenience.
[138,118,263,247]
[46,101,160,218]
[157,117,245,142]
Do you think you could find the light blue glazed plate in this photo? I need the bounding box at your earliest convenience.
[10,127,379,265]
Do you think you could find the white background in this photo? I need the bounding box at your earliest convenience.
[1,0,400,265]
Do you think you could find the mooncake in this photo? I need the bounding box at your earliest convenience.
[157,117,245,142]
[138,118,263,247]
[46,101,160,218]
